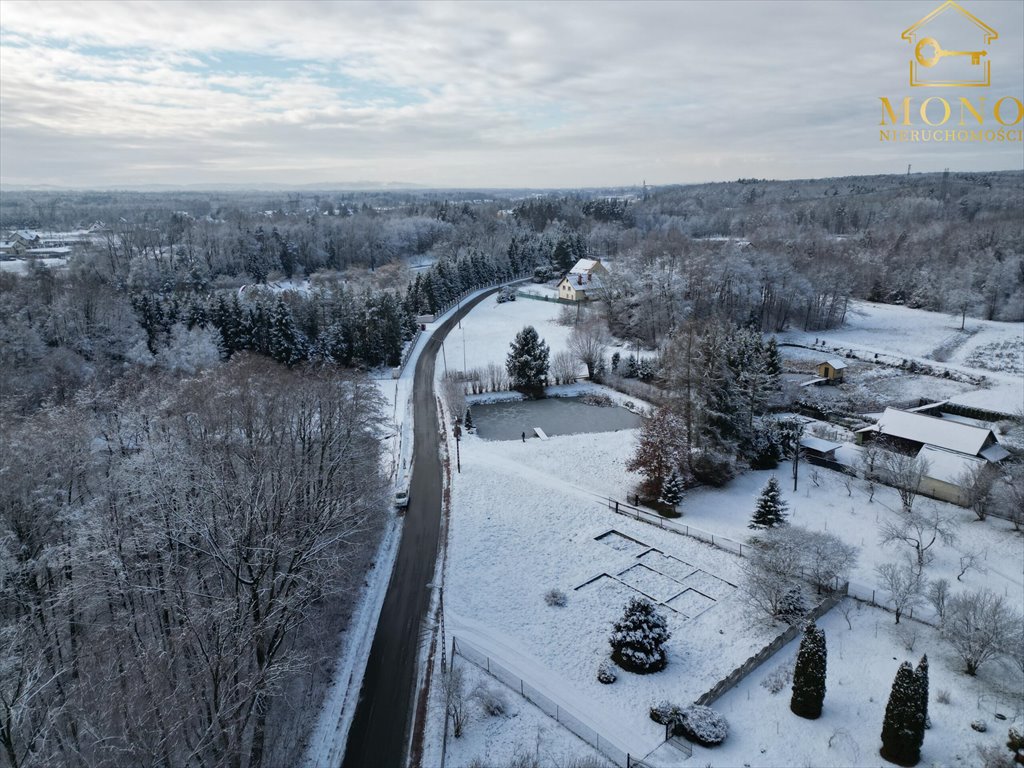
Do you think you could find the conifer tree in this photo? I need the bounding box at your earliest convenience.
[463,406,475,432]
[659,469,684,510]
[916,655,929,730]
[749,476,789,529]
[506,326,550,389]
[609,598,671,674]
[269,298,308,368]
[790,622,827,719]
[880,661,925,766]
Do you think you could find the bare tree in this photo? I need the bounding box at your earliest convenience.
[879,504,958,576]
[957,463,999,521]
[550,350,578,385]
[927,578,950,623]
[568,321,609,381]
[444,663,469,738]
[875,561,925,624]
[880,448,930,513]
[943,589,1020,675]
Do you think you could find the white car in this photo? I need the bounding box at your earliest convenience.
[394,489,410,509]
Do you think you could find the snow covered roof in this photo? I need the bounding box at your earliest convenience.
[917,445,985,485]
[569,258,600,275]
[821,358,848,370]
[857,407,995,456]
[800,436,842,454]
[980,443,1010,463]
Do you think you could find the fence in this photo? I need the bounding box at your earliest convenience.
[515,290,578,305]
[844,579,939,626]
[451,636,640,767]
[605,498,749,558]
[693,588,846,708]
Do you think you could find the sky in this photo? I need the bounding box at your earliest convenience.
[0,0,1021,189]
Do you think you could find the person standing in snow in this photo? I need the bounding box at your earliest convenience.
[521,431,526,442]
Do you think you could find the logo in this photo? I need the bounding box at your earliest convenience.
[901,0,997,87]
[877,1,1022,143]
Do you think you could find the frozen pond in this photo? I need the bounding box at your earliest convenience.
[471,397,641,440]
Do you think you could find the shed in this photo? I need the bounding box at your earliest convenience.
[916,445,987,506]
[799,436,843,460]
[816,358,847,382]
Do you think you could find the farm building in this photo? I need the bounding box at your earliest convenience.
[855,407,1006,460]
[816,358,847,382]
[557,258,609,302]
[915,445,988,506]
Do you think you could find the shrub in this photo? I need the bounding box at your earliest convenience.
[777,586,806,624]
[972,720,988,733]
[472,684,507,717]
[761,664,792,695]
[597,660,617,685]
[544,588,568,607]
[609,598,671,674]
[674,705,729,747]
[649,700,682,725]
[690,449,735,488]
[935,689,951,705]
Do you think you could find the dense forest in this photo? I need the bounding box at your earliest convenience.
[1,170,1021,767]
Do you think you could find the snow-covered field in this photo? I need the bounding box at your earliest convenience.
[423,296,1023,768]
[780,300,1024,416]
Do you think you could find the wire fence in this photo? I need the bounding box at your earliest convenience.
[604,497,749,557]
[451,636,645,767]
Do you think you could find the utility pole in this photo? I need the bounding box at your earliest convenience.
[453,421,462,473]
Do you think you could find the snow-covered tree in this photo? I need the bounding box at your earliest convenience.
[463,406,474,432]
[876,561,925,624]
[791,622,827,719]
[505,325,549,389]
[626,406,687,496]
[916,655,929,730]
[609,598,671,674]
[659,469,684,510]
[942,589,1019,676]
[750,477,788,529]
[568,321,609,380]
[269,297,308,367]
[880,661,925,766]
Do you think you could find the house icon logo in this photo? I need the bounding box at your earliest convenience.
[901,1,998,87]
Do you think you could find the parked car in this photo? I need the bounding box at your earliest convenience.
[394,489,409,509]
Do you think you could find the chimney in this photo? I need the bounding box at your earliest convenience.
[577,274,583,285]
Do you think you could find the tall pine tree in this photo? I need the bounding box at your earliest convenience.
[916,655,929,730]
[750,476,789,529]
[506,326,550,390]
[790,622,827,719]
[880,661,925,766]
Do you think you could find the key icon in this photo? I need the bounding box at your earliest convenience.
[915,37,987,67]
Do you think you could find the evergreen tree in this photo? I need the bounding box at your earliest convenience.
[765,336,782,377]
[624,356,638,378]
[777,585,806,624]
[463,406,475,432]
[609,597,671,674]
[506,326,550,389]
[790,622,827,719]
[269,298,308,368]
[880,661,925,766]
[658,469,684,509]
[611,351,620,373]
[750,476,789,529]
[916,655,929,730]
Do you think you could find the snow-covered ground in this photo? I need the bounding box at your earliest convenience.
[696,600,1022,768]
[780,300,1024,416]
[422,296,1023,768]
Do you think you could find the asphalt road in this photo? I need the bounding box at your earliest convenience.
[342,289,497,768]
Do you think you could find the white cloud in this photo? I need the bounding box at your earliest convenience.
[0,0,1021,187]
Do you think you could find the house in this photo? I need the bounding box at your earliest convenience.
[855,407,1008,508]
[855,407,1005,460]
[557,258,609,302]
[916,445,987,506]
[816,359,847,382]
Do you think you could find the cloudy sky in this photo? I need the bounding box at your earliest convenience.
[1,0,1021,188]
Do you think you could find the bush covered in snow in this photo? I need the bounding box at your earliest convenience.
[597,660,617,685]
[674,705,729,747]
[649,700,683,725]
[544,588,568,607]
[471,684,507,717]
[761,663,793,695]
[609,597,671,674]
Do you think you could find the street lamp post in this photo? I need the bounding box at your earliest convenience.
[453,421,462,474]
